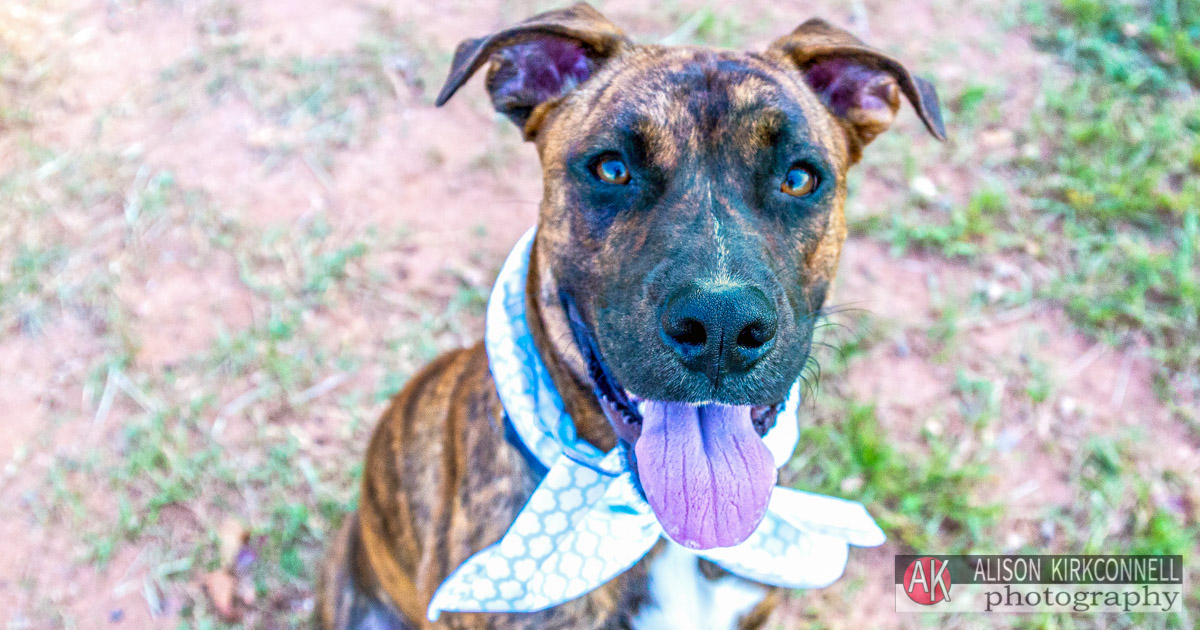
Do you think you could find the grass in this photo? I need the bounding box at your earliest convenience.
[790,313,1005,556]
[858,181,1012,259]
[805,0,1199,624]
[1044,0,1200,90]
[1017,430,1200,629]
[16,162,488,626]
[0,5,485,627]
[853,0,1199,397]
[1026,0,1200,381]
[791,399,1001,553]
[1026,0,1200,409]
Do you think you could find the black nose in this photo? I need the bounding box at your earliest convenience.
[660,284,778,384]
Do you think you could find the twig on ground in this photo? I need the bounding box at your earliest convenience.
[1062,342,1110,383]
[289,372,350,406]
[1111,351,1133,409]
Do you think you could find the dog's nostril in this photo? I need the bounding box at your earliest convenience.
[736,324,770,349]
[671,318,707,347]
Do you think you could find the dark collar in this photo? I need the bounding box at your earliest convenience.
[502,411,549,480]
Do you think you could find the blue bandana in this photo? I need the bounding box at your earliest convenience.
[427,228,885,621]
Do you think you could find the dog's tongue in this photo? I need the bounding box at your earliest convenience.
[634,401,776,549]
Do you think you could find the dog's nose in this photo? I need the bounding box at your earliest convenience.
[660,284,778,383]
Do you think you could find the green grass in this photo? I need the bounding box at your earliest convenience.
[1042,0,1200,90]
[857,180,1012,259]
[22,174,485,626]
[157,4,432,167]
[1026,0,1200,388]
[0,8,481,624]
[791,400,1000,552]
[857,0,1199,387]
[818,3,1199,623]
[1026,431,1199,629]
[788,315,1005,555]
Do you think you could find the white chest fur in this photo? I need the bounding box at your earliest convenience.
[631,542,769,630]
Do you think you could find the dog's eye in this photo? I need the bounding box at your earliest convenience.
[781,165,817,197]
[593,155,631,185]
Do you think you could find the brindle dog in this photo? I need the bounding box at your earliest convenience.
[316,4,944,629]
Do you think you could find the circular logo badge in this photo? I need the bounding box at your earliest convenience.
[903,557,953,605]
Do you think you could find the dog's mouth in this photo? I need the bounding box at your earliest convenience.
[564,297,784,550]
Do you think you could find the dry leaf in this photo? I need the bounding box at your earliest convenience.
[203,570,240,622]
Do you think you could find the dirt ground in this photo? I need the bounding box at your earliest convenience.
[1,0,1195,629]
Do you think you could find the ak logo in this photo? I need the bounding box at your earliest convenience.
[903,557,953,605]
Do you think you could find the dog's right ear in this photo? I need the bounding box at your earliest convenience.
[435,3,629,139]
[768,19,945,162]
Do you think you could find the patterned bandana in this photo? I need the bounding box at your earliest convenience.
[426,228,885,621]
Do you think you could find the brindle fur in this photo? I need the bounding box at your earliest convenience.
[316,4,942,629]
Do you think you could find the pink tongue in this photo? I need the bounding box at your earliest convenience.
[634,401,777,549]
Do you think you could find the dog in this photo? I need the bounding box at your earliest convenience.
[315,4,944,629]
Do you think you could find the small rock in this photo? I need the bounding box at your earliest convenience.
[985,281,1006,303]
[996,427,1022,452]
[979,128,1014,149]
[993,261,1019,280]
[910,175,938,200]
[217,519,250,570]
[1040,520,1055,543]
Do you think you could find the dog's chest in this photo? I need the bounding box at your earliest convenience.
[631,542,768,630]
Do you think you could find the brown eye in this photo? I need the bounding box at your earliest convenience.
[593,155,631,185]
[781,165,817,197]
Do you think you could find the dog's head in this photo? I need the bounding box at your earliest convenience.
[438,3,944,549]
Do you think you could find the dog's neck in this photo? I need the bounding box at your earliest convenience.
[522,235,618,453]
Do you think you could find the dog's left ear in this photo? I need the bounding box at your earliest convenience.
[435,3,630,139]
[769,19,946,160]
